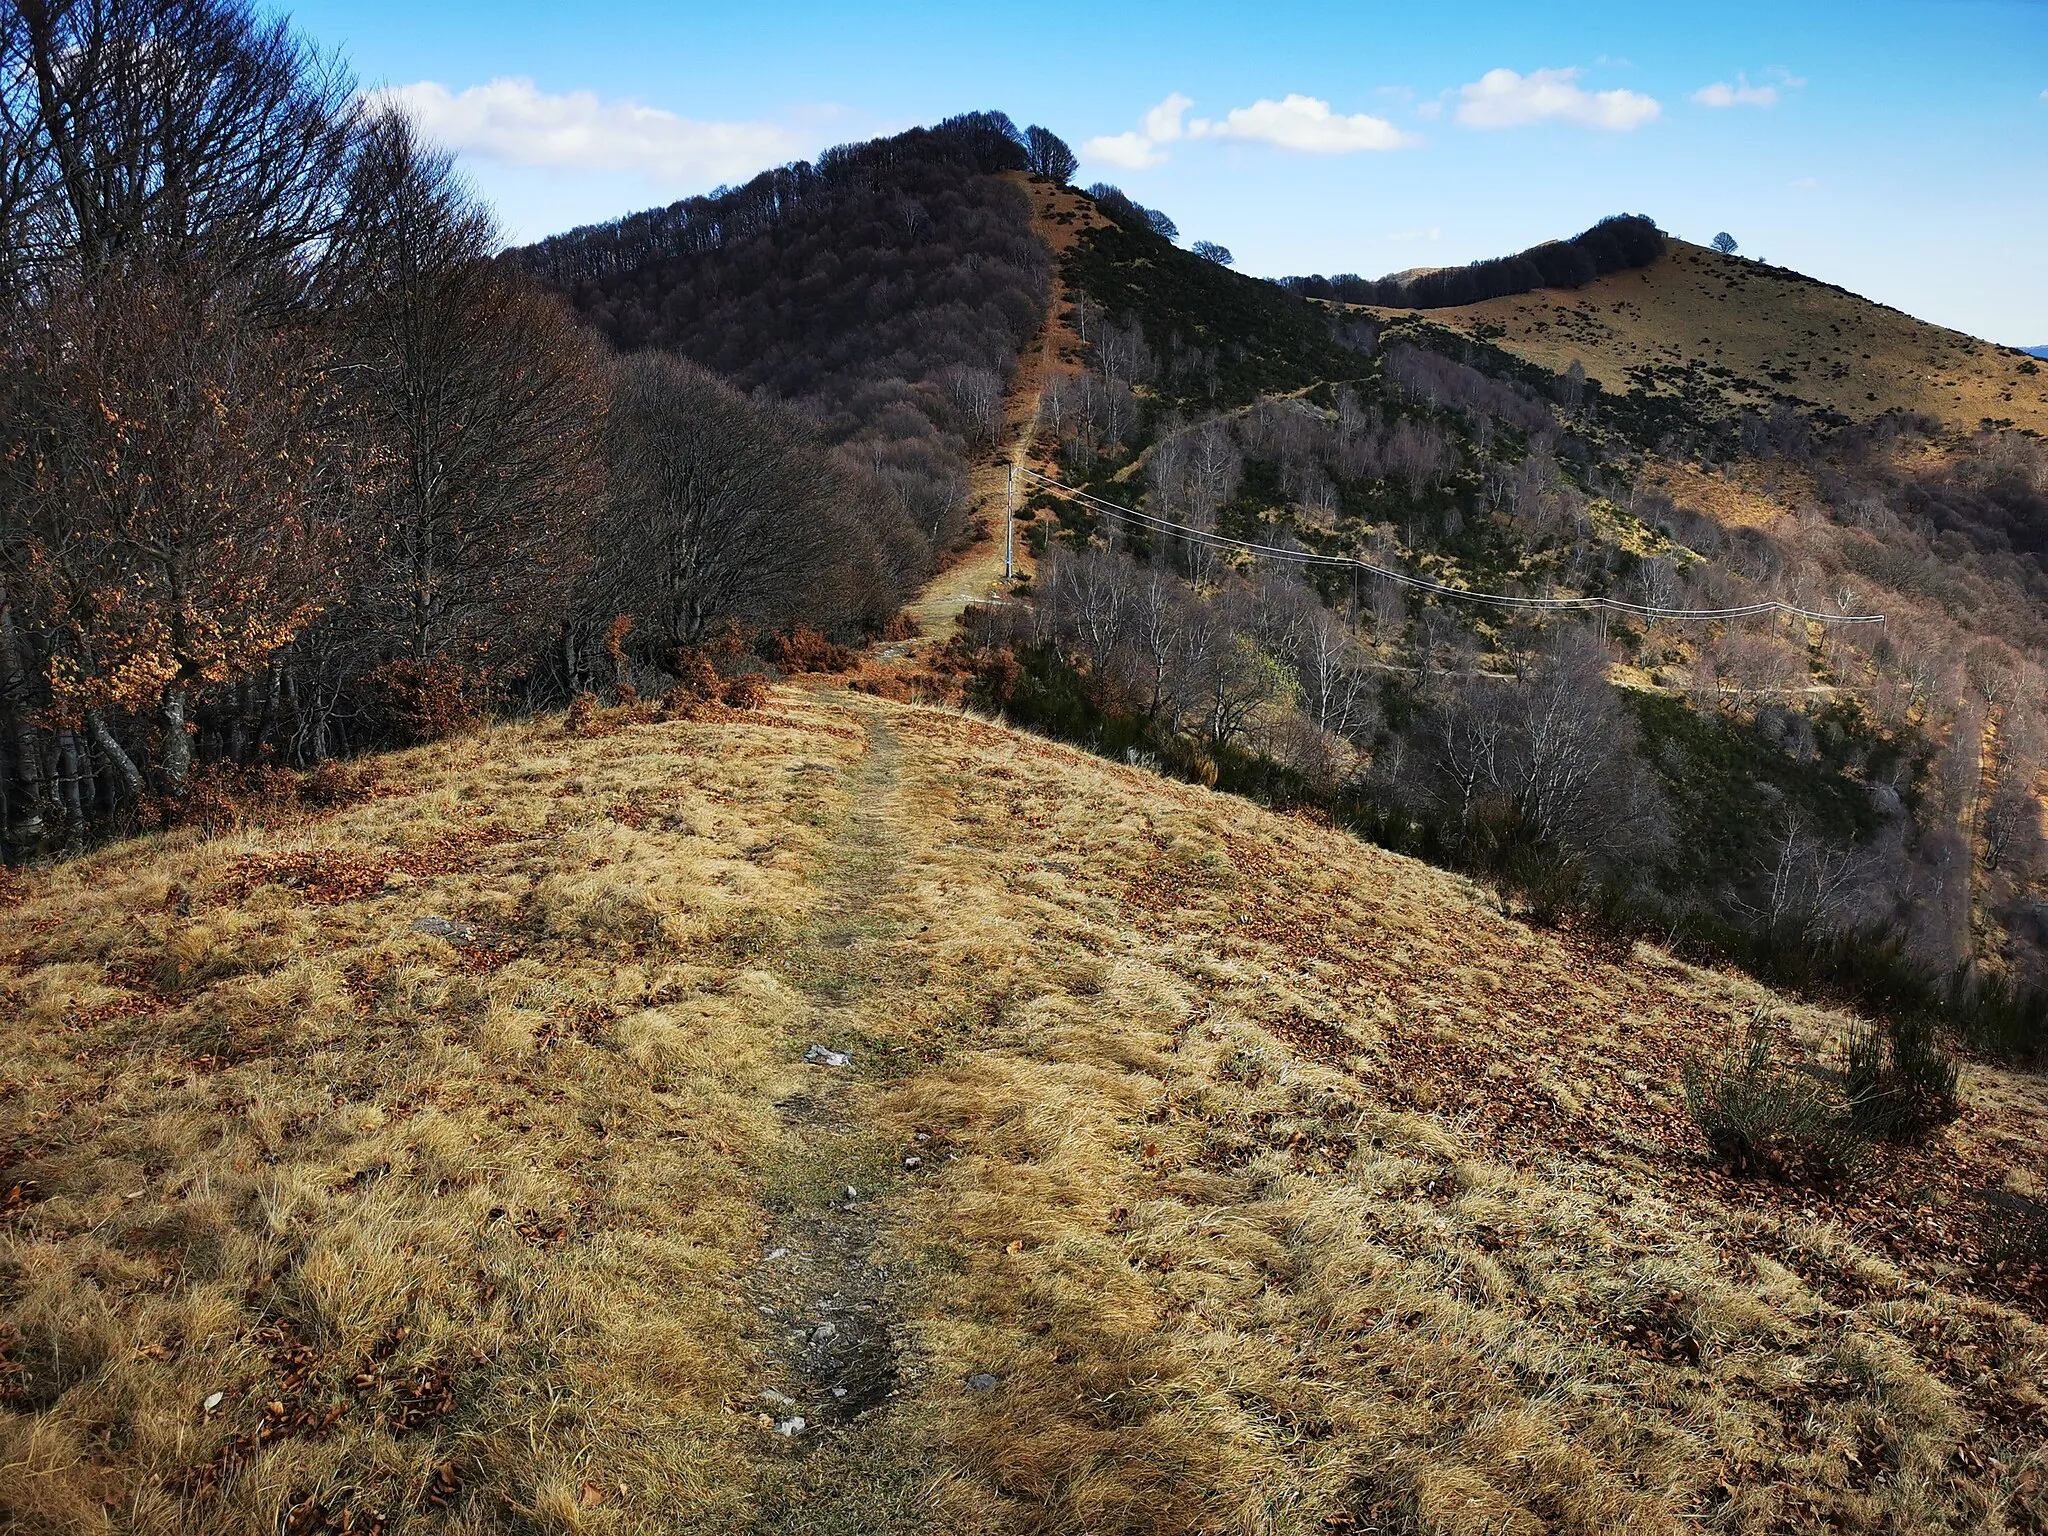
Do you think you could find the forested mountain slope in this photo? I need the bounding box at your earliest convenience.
[5,689,2047,1534]
[0,90,1054,860]
[982,188,2048,1038]
[509,115,1053,560]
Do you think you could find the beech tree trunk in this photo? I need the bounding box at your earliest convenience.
[85,711,145,801]
[162,686,193,785]
[0,589,47,845]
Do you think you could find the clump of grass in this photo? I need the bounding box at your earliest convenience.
[1842,1012,1961,1143]
[1683,1022,1869,1183]
[1989,1195,2048,1266]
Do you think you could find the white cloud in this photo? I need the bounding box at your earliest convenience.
[1694,74,1780,109]
[1187,94,1415,153]
[1454,67,1660,131]
[1078,129,1165,170]
[1142,93,1193,143]
[1081,91,1414,170]
[370,77,807,183]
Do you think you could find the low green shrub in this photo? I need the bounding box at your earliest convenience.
[1842,1013,1961,1143]
[1683,1024,1869,1184]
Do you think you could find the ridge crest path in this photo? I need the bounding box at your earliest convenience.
[896,176,1102,647]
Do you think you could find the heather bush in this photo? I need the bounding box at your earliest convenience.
[298,759,382,809]
[362,660,486,746]
[167,762,303,836]
[664,646,724,702]
[766,625,858,674]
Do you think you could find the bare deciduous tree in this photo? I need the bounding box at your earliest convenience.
[2,0,360,299]
[599,353,869,651]
[0,263,347,786]
[939,364,1005,450]
[1023,125,1077,184]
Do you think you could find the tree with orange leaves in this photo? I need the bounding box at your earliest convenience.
[2,264,349,790]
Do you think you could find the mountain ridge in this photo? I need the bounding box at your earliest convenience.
[10,83,2048,1536]
[6,685,2048,1532]
[1343,236,2048,436]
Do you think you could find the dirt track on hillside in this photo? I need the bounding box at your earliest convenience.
[900,176,1105,646]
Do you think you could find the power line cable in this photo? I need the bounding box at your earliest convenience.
[1012,467,1884,625]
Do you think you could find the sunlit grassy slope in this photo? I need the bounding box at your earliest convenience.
[5,687,2048,1534]
[1361,239,2048,435]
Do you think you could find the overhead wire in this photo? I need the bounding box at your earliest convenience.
[1012,466,1885,626]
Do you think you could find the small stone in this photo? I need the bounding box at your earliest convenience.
[774,1415,807,1436]
[843,1185,858,1201]
[903,1156,923,1169]
[812,1322,838,1343]
[766,1247,789,1261]
[202,1391,224,1412]
[914,1131,931,1143]
[410,915,475,943]
[804,1044,851,1068]
[967,1373,999,1392]
[831,1387,847,1399]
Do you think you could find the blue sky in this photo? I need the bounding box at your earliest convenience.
[295,0,2048,343]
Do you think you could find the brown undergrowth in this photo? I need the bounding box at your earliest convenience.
[3,688,2046,1533]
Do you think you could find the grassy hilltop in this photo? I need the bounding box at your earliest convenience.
[1353,238,2048,437]
[5,688,2048,1534]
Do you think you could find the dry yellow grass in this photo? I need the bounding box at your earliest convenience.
[1635,456,1820,531]
[1360,239,2048,435]
[5,687,2048,1533]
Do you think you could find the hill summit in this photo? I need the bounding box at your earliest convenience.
[1345,236,2048,435]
